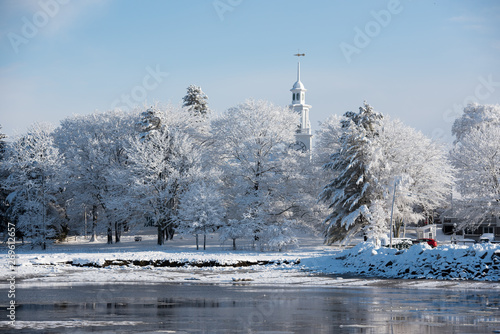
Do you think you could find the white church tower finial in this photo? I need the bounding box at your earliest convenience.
[297,60,301,82]
[290,52,312,152]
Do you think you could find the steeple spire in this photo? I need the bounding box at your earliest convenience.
[294,52,305,83]
[297,61,301,82]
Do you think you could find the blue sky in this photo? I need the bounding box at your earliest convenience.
[1,0,499,143]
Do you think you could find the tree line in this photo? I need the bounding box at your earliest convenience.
[0,86,498,249]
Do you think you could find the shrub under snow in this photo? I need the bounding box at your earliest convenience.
[330,242,500,281]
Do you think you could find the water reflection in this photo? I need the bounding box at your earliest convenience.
[1,284,499,333]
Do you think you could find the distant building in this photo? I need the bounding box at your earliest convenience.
[416,225,436,239]
[442,215,500,242]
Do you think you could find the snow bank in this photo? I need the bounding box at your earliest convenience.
[318,242,500,281]
[11,250,300,269]
[2,236,499,287]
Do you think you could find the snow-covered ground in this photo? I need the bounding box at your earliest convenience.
[1,226,499,290]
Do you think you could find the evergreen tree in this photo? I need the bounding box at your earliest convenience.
[319,102,383,244]
[0,125,8,239]
[0,124,6,159]
[182,85,209,116]
[318,105,453,246]
[137,106,162,141]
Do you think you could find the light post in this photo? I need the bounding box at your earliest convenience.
[452,222,457,244]
[389,178,398,248]
[389,175,414,248]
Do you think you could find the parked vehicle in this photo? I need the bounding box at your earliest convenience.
[413,238,437,248]
[382,238,413,249]
[479,233,495,243]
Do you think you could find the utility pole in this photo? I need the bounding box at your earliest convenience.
[389,178,399,248]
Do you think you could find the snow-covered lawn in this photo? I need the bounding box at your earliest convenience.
[1,230,499,289]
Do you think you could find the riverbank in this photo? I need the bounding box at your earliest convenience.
[1,233,499,289]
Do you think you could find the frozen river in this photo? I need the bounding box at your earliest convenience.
[1,283,499,333]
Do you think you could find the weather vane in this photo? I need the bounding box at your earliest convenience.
[294,51,305,58]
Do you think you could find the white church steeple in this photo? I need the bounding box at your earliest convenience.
[290,53,312,152]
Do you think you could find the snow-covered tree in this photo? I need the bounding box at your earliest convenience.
[5,123,61,249]
[0,124,6,160]
[218,219,248,250]
[137,105,162,141]
[54,110,137,243]
[289,158,329,238]
[452,103,500,144]
[176,181,224,250]
[0,125,9,237]
[182,84,209,116]
[315,114,344,167]
[319,103,454,245]
[364,199,388,246]
[376,118,454,237]
[139,102,212,147]
[308,114,347,236]
[319,102,383,244]
[450,123,500,229]
[212,99,303,250]
[128,111,204,245]
[312,114,346,236]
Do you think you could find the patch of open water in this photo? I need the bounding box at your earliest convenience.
[1,283,499,333]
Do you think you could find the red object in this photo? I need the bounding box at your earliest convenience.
[418,238,437,248]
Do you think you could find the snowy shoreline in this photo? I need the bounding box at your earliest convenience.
[1,234,499,290]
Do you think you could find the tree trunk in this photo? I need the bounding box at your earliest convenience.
[166,224,175,240]
[115,221,121,243]
[107,223,113,244]
[232,238,236,250]
[196,234,199,250]
[157,225,164,245]
[203,234,206,250]
[89,205,98,242]
[394,218,403,238]
[165,227,170,241]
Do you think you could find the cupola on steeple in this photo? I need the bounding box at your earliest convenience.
[291,61,307,104]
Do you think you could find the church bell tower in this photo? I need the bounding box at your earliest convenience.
[289,53,312,152]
